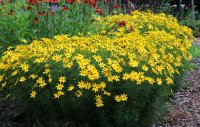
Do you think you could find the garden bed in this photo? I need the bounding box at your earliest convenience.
[0,0,195,126]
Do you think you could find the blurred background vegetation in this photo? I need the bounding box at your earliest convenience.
[115,0,200,37]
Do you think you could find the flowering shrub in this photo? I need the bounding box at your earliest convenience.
[0,11,193,126]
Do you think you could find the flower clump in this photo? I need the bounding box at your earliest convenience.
[0,11,193,108]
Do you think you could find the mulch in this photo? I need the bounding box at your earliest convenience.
[194,38,200,46]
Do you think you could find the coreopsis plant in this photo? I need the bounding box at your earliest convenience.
[0,11,193,126]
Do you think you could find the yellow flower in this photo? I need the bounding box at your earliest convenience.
[48,74,52,83]
[75,90,83,97]
[34,57,45,63]
[142,65,148,71]
[166,77,173,85]
[95,100,104,107]
[145,77,155,85]
[79,69,88,76]
[54,93,59,99]
[36,77,47,88]
[84,82,91,90]
[95,94,102,100]
[57,91,64,96]
[77,81,85,89]
[129,60,139,67]
[103,90,111,96]
[92,55,102,62]
[99,62,106,68]
[122,73,130,80]
[95,94,104,107]
[19,63,29,73]
[59,76,66,83]
[30,90,37,98]
[39,82,47,88]
[29,74,37,79]
[92,83,99,93]
[49,78,52,83]
[120,94,128,101]
[56,83,64,90]
[100,82,106,89]
[156,78,162,85]
[11,70,18,76]
[67,85,75,91]
[52,54,62,62]
[43,68,51,74]
[114,94,128,102]
[114,95,121,102]
[1,82,7,88]
[0,75,3,82]
[21,39,27,43]
[54,91,64,99]
[19,77,26,82]
[36,77,44,84]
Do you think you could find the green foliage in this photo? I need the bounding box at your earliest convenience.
[8,82,174,127]
[0,1,31,50]
[0,1,105,51]
[190,45,200,58]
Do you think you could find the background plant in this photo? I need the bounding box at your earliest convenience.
[0,0,121,51]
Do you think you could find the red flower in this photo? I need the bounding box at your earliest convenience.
[84,0,89,4]
[0,1,4,5]
[113,4,119,9]
[118,21,126,27]
[27,5,32,10]
[104,0,110,2]
[90,0,97,7]
[49,11,54,16]
[66,0,74,4]
[38,11,43,16]
[34,18,40,23]
[28,0,37,5]
[9,10,14,15]
[62,5,69,11]
[42,11,47,16]
[75,0,81,2]
[95,8,103,15]
[38,11,47,16]
[52,0,59,3]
